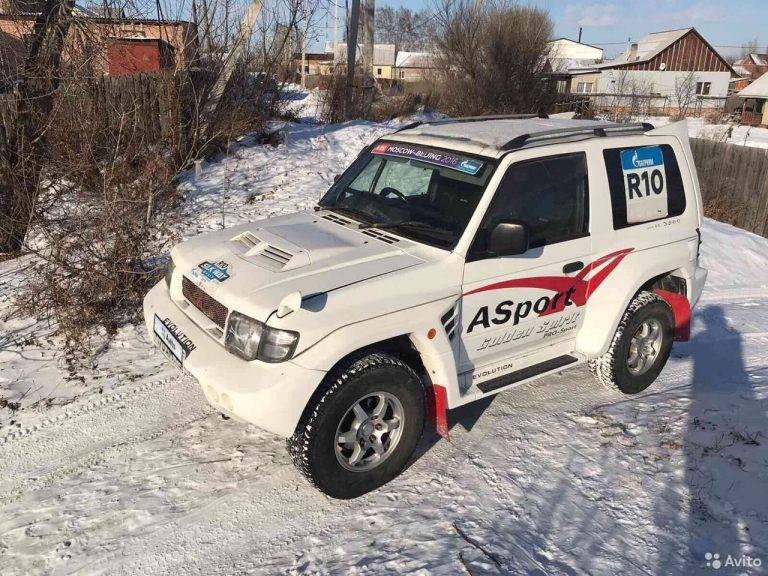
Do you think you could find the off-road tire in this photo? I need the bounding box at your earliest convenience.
[287,352,425,499]
[588,291,674,394]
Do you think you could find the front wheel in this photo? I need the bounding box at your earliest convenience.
[288,352,425,499]
[589,291,674,394]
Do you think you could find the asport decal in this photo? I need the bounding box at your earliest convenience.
[464,248,633,333]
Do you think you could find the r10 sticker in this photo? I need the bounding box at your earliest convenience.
[620,146,668,223]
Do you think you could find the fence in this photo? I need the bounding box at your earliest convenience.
[691,138,768,237]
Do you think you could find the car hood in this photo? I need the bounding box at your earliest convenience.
[171,211,425,321]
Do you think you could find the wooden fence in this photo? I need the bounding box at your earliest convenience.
[691,138,768,237]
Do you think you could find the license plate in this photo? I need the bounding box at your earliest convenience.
[153,315,191,366]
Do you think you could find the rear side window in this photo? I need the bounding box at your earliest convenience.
[469,152,589,258]
[603,144,686,229]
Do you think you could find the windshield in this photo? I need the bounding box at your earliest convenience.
[319,142,496,249]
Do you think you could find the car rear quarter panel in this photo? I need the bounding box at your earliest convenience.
[575,134,702,357]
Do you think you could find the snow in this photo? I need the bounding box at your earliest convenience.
[2,117,768,575]
[641,116,768,149]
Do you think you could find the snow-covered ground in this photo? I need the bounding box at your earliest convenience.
[2,120,768,575]
[641,116,768,149]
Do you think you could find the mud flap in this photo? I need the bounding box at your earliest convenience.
[426,384,450,441]
[654,288,691,341]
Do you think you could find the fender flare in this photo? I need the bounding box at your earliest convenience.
[653,288,691,341]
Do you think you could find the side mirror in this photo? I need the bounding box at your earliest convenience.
[489,221,529,256]
[333,174,341,183]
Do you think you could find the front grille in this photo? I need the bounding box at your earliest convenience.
[182,276,228,329]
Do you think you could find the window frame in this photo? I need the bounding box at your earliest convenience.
[696,81,712,96]
[601,143,687,230]
[466,151,591,262]
[320,141,500,250]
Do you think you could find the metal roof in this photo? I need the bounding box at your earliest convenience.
[737,72,768,99]
[573,28,692,72]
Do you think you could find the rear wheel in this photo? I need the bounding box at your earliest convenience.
[589,291,674,394]
[288,352,425,499]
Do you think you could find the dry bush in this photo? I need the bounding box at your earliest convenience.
[702,109,729,125]
[9,69,270,355]
[702,193,743,227]
[432,0,556,116]
[319,67,367,123]
[370,90,440,122]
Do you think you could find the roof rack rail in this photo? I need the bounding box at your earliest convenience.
[395,113,548,133]
[500,122,654,151]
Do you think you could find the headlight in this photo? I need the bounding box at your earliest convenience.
[225,311,299,363]
[164,260,175,288]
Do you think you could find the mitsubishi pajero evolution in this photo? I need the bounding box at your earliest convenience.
[143,116,708,498]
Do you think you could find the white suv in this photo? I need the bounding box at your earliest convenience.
[144,116,707,498]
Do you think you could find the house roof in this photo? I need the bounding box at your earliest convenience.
[395,51,434,68]
[594,28,692,69]
[548,37,604,52]
[735,53,768,67]
[569,27,733,75]
[327,42,396,66]
[737,71,768,98]
[733,64,751,78]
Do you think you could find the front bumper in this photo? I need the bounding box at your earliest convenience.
[142,280,327,438]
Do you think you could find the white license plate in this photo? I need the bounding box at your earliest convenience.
[153,315,190,366]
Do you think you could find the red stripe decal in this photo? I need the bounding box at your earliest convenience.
[465,248,633,316]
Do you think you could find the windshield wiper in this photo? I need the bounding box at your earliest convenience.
[323,206,373,224]
[360,219,437,232]
[360,219,454,240]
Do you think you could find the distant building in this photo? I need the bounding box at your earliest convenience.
[290,52,334,78]
[0,1,197,81]
[731,53,768,94]
[395,51,435,82]
[569,27,735,112]
[736,71,768,126]
[326,42,396,80]
[733,53,768,81]
[545,38,604,94]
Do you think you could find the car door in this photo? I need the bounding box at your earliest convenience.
[458,151,594,382]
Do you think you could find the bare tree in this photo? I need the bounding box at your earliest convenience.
[740,38,759,58]
[375,6,436,50]
[0,0,76,254]
[673,71,698,119]
[432,0,555,116]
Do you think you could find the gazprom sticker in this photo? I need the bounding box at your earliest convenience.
[372,142,484,175]
[620,146,668,223]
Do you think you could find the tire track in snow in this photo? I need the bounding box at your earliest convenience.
[0,374,208,500]
[0,374,181,446]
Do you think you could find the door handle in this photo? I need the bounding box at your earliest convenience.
[563,261,584,274]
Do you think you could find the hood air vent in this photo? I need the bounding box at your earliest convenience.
[360,228,400,244]
[233,232,295,271]
[322,213,354,226]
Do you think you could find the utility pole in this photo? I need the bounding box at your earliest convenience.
[345,0,361,119]
[333,0,339,49]
[361,0,374,116]
[200,0,264,136]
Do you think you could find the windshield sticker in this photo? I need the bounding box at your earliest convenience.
[372,142,484,175]
[620,146,668,223]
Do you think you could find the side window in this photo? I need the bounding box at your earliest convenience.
[603,144,686,229]
[469,152,589,258]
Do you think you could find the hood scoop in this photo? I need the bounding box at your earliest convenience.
[231,231,309,272]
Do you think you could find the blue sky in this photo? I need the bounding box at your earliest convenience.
[327,0,768,59]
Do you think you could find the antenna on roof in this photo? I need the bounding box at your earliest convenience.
[578,27,582,43]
